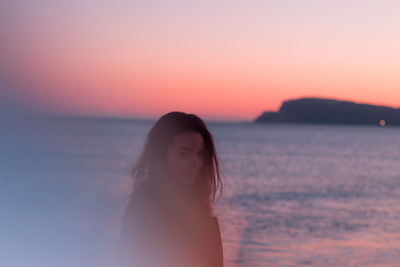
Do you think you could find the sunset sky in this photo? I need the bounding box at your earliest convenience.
[2,0,400,121]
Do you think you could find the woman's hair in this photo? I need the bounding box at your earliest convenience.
[130,111,224,216]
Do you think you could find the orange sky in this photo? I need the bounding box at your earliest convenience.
[2,1,399,122]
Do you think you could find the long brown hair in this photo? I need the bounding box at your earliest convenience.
[130,111,224,216]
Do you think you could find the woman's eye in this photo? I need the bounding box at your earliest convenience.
[181,152,189,158]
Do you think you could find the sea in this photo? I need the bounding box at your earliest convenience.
[2,115,400,267]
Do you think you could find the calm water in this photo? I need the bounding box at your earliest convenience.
[2,116,400,266]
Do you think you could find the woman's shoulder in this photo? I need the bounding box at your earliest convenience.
[211,215,220,227]
[125,181,159,216]
[120,181,161,241]
[209,215,221,235]
[211,215,224,266]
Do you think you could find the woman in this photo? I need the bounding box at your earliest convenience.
[118,111,224,267]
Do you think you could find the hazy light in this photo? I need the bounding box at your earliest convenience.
[379,119,386,126]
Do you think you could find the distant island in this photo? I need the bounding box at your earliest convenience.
[254,97,400,126]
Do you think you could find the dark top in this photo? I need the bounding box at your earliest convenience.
[118,180,224,267]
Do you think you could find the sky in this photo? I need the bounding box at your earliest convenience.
[1,0,400,122]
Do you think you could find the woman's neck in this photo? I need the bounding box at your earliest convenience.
[158,179,201,212]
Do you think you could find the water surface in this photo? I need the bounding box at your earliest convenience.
[2,117,400,266]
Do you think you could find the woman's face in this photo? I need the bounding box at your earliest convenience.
[164,131,205,186]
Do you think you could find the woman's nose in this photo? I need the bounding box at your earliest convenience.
[191,154,202,168]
